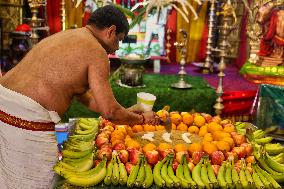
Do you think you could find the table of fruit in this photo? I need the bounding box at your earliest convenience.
[54,110,284,189]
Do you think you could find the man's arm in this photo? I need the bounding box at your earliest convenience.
[86,48,149,125]
[76,90,100,112]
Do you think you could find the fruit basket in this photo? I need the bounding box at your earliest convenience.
[53,111,284,189]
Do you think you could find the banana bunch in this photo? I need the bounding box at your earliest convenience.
[55,157,107,187]
[253,145,284,184]
[264,143,284,155]
[271,153,284,164]
[127,155,154,188]
[104,152,128,186]
[235,122,247,135]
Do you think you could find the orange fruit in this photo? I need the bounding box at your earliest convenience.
[182,113,194,125]
[213,131,231,141]
[111,139,124,146]
[156,110,169,122]
[116,126,127,136]
[188,143,203,155]
[143,143,157,153]
[126,139,141,149]
[132,125,143,133]
[207,122,223,133]
[143,124,156,132]
[223,126,235,133]
[171,123,177,130]
[222,137,235,148]
[126,126,134,137]
[188,126,199,134]
[175,144,187,152]
[198,125,208,137]
[177,122,188,131]
[203,133,213,142]
[158,143,173,151]
[170,113,182,125]
[211,116,222,123]
[193,115,206,127]
[216,141,231,152]
[203,142,218,155]
[156,125,165,131]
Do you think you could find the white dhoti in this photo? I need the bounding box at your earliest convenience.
[0,85,61,189]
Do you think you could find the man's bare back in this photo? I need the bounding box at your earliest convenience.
[0,27,105,116]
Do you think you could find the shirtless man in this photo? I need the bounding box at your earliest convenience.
[0,5,159,189]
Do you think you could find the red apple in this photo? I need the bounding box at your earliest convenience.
[97,147,112,160]
[211,165,220,176]
[159,148,174,160]
[192,151,206,165]
[188,162,195,172]
[125,162,134,175]
[95,136,109,148]
[175,151,189,164]
[172,160,179,172]
[97,132,110,140]
[232,134,247,146]
[225,152,238,162]
[145,150,159,165]
[128,147,142,165]
[240,143,253,156]
[113,143,126,151]
[211,151,225,165]
[201,113,212,123]
[232,147,246,159]
[118,150,129,164]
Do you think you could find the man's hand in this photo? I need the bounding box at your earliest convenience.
[127,104,144,114]
[142,111,160,125]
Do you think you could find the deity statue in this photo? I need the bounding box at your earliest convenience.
[256,1,284,66]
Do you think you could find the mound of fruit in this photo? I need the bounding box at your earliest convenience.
[53,112,284,188]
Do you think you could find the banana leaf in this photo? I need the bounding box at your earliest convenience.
[129,6,147,29]
[113,4,135,19]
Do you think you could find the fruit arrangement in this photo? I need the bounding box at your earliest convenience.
[53,112,284,188]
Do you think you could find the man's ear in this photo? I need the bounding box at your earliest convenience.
[107,25,117,38]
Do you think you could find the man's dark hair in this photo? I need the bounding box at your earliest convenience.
[87,5,129,35]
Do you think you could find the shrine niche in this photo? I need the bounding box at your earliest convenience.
[240,0,284,86]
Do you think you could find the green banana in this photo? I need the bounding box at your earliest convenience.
[192,161,206,188]
[207,161,218,188]
[265,144,284,155]
[255,137,273,145]
[142,163,153,188]
[255,165,281,189]
[182,157,197,188]
[118,157,128,186]
[66,157,107,187]
[252,170,264,189]
[217,163,228,189]
[176,164,190,188]
[271,153,284,164]
[168,158,181,188]
[127,156,142,187]
[161,158,174,188]
[68,132,96,142]
[201,163,213,189]
[253,164,272,188]
[239,168,248,189]
[62,147,94,159]
[253,130,265,139]
[264,152,284,173]
[135,158,146,187]
[245,168,254,187]
[104,160,113,185]
[111,156,119,186]
[225,162,233,189]
[75,125,97,135]
[153,158,166,188]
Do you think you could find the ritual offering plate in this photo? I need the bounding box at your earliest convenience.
[54,110,284,189]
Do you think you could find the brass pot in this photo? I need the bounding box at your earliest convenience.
[120,64,144,86]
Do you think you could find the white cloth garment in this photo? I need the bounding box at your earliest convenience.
[0,84,61,189]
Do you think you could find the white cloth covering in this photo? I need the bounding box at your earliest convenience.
[0,84,61,189]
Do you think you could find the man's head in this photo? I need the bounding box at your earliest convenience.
[87,5,129,54]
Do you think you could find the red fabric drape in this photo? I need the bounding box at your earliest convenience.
[258,10,282,56]
[197,19,208,62]
[47,0,61,34]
